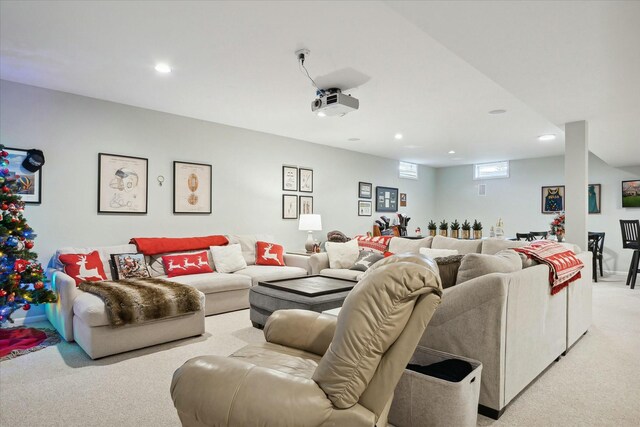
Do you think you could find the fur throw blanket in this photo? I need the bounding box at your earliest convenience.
[79,278,202,327]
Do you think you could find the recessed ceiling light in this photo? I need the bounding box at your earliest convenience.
[489,109,506,115]
[348,137,360,142]
[317,111,326,117]
[448,150,456,154]
[394,133,403,140]
[538,134,556,141]
[154,63,172,73]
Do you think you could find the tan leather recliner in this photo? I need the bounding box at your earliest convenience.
[170,254,443,427]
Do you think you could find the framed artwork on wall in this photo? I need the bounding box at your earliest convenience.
[588,184,601,214]
[299,168,313,193]
[359,182,372,199]
[400,193,407,207]
[622,180,640,208]
[541,185,565,214]
[282,166,298,191]
[173,161,212,214]
[358,200,372,216]
[376,186,398,212]
[282,194,298,219]
[299,195,313,214]
[98,153,148,214]
[3,147,42,204]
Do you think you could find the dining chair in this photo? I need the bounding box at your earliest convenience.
[529,231,548,240]
[516,232,533,241]
[587,232,605,282]
[619,220,640,289]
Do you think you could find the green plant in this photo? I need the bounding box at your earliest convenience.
[439,220,448,230]
[461,220,471,231]
[472,220,482,231]
[450,219,460,230]
[427,220,437,230]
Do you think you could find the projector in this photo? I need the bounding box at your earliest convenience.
[311,89,359,117]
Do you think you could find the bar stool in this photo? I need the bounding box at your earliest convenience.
[619,220,640,289]
[587,232,605,282]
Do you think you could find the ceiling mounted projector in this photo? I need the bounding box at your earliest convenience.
[311,88,359,117]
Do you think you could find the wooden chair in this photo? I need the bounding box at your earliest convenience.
[373,224,400,237]
[516,232,533,241]
[587,232,605,282]
[529,231,548,240]
[619,220,640,289]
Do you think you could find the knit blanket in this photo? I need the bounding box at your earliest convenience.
[78,278,202,327]
[514,240,584,295]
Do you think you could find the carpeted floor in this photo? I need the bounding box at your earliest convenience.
[1,276,638,426]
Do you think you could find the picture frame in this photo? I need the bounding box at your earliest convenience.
[588,184,601,214]
[299,195,313,214]
[358,200,372,216]
[541,185,565,214]
[282,194,298,219]
[376,186,399,212]
[400,193,407,207]
[282,166,298,191]
[173,161,212,214]
[4,147,42,204]
[622,180,640,208]
[299,168,313,193]
[98,153,148,214]
[359,181,372,199]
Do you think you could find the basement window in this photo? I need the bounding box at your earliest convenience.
[399,161,418,180]
[473,161,509,180]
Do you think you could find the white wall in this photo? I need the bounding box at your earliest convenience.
[434,155,640,273]
[0,80,437,321]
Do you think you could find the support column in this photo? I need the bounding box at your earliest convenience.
[564,121,588,250]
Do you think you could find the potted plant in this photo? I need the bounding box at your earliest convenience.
[427,220,437,237]
[439,220,449,237]
[461,220,471,239]
[450,219,460,239]
[550,212,565,242]
[472,220,483,239]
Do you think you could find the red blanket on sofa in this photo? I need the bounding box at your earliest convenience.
[514,240,584,295]
[130,235,228,256]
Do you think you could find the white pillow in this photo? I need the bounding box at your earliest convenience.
[419,247,459,259]
[209,244,247,273]
[388,237,433,254]
[325,240,359,269]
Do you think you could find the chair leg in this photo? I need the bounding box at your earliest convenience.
[630,251,639,290]
[626,251,636,286]
[599,256,603,277]
[592,253,597,282]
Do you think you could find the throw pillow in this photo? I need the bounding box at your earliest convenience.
[353,235,393,254]
[435,254,464,289]
[162,251,214,278]
[456,249,522,285]
[255,241,284,266]
[58,251,107,285]
[350,251,384,272]
[419,247,459,259]
[325,239,359,269]
[110,253,151,280]
[388,236,433,254]
[209,244,247,273]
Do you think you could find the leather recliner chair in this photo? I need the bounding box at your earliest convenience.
[170,254,443,427]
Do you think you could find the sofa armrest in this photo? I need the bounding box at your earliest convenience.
[284,253,311,274]
[44,269,79,342]
[309,253,330,275]
[264,309,337,356]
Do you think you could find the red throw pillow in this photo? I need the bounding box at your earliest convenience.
[161,251,213,278]
[255,241,285,266]
[58,251,108,285]
[353,235,393,254]
[383,251,394,258]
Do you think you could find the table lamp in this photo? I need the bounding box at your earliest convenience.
[298,214,322,253]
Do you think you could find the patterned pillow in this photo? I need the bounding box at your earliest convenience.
[255,241,285,266]
[110,253,151,280]
[350,251,384,272]
[435,254,464,289]
[58,251,107,285]
[353,235,393,254]
[161,251,213,278]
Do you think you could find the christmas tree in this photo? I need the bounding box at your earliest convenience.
[0,145,56,324]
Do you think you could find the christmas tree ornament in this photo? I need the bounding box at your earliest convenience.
[22,303,31,311]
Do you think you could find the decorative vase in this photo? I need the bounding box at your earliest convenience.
[556,231,564,242]
[429,229,437,237]
[439,229,448,237]
[473,230,482,240]
[451,230,459,239]
[462,230,470,240]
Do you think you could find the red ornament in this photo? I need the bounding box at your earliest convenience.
[14,259,29,273]
[0,290,6,297]
[25,241,34,249]
[7,293,15,303]
[2,186,10,193]
[34,281,44,290]
[1,150,7,156]
[22,303,31,311]
[1,203,7,210]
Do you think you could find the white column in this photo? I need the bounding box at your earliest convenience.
[564,121,588,250]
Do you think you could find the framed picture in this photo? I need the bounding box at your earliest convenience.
[376,186,399,212]
[299,168,313,193]
[358,200,372,216]
[3,147,42,204]
[588,184,601,214]
[282,194,298,219]
[400,193,407,207]
[299,195,313,214]
[359,181,372,199]
[283,166,298,191]
[541,185,565,214]
[98,153,148,214]
[173,161,212,214]
[622,180,640,208]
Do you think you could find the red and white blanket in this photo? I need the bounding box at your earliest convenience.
[513,240,584,295]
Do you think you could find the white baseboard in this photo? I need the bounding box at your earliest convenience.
[603,270,632,276]
[10,314,47,326]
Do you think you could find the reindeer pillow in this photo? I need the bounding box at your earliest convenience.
[58,251,108,285]
[209,244,247,273]
[161,251,214,278]
[255,241,285,266]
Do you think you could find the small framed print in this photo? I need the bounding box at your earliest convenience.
[300,195,313,214]
[358,200,372,216]
[98,153,148,214]
[541,185,565,214]
[622,180,639,208]
[282,194,298,219]
[376,186,399,212]
[299,168,313,193]
[400,193,407,207]
[4,147,42,204]
[359,181,372,199]
[283,166,298,191]
[588,184,601,214]
[173,161,212,214]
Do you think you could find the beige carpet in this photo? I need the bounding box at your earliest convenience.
[1,277,638,426]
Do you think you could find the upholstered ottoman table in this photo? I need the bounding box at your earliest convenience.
[249,275,356,328]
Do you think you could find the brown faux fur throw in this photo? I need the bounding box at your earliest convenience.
[78,278,201,327]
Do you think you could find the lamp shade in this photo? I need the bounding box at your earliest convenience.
[299,214,322,231]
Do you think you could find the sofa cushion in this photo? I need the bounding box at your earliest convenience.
[353,235,393,254]
[167,272,251,294]
[320,268,364,282]
[210,244,247,273]
[74,291,111,327]
[59,251,108,285]
[419,247,459,259]
[162,251,213,278]
[349,251,384,272]
[325,240,359,269]
[227,234,276,265]
[456,250,522,285]
[435,254,465,289]
[52,244,137,280]
[481,238,529,255]
[147,249,215,277]
[432,235,482,254]
[110,253,151,280]
[388,237,433,254]
[255,241,285,266]
[234,265,307,286]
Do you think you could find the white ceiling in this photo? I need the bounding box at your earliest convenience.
[0,1,637,167]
